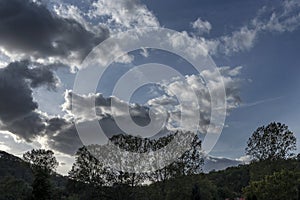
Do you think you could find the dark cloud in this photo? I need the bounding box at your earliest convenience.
[0,0,109,61]
[46,118,83,155]
[1,64,158,155]
[8,112,45,141]
[0,62,83,154]
[0,61,57,141]
[45,113,152,155]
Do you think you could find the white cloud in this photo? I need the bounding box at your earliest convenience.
[0,49,10,68]
[115,53,134,64]
[219,27,257,54]
[168,31,210,57]
[88,0,160,31]
[240,96,283,108]
[52,4,98,34]
[191,18,212,35]
[213,0,300,55]
[55,153,75,175]
[140,47,149,58]
[62,90,154,124]
[236,155,251,164]
[257,0,300,33]
[52,5,87,27]
[0,142,11,152]
[147,66,242,134]
[0,131,42,156]
[188,0,300,56]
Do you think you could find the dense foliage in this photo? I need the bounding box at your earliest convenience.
[243,170,300,200]
[246,122,296,161]
[0,152,299,199]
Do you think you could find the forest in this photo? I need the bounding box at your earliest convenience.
[0,122,299,200]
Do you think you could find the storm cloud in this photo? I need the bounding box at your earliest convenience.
[0,0,109,63]
[0,61,57,141]
[46,117,83,155]
[0,60,169,155]
[0,61,83,154]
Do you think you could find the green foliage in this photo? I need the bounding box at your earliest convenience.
[246,122,296,161]
[248,158,300,181]
[207,164,250,198]
[243,170,300,200]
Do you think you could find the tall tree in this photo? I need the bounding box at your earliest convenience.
[23,149,58,200]
[175,134,204,176]
[246,122,296,161]
[149,132,204,182]
[68,146,106,187]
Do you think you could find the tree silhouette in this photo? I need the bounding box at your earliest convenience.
[23,149,58,200]
[175,134,204,176]
[68,146,106,186]
[69,131,204,195]
[23,149,58,173]
[246,122,296,161]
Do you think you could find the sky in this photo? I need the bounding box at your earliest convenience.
[0,0,300,175]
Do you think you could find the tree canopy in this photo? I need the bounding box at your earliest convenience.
[245,122,296,161]
[23,149,58,172]
[69,132,204,187]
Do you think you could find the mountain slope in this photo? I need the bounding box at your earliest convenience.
[0,151,33,183]
[203,156,242,173]
[0,151,67,187]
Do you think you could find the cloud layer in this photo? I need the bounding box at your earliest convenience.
[1,0,298,163]
[147,67,242,134]
[0,61,82,155]
[189,0,300,55]
[0,0,109,65]
[88,0,159,30]
[0,61,57,141]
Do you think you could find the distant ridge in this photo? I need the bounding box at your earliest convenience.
[203,156,242,173]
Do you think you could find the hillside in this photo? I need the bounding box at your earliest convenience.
[0,151,67,199]
[0,151,33,183]
[0,150,299,199]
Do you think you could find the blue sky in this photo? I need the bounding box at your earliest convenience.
[0,0,299,174]
[138,0,300,158]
